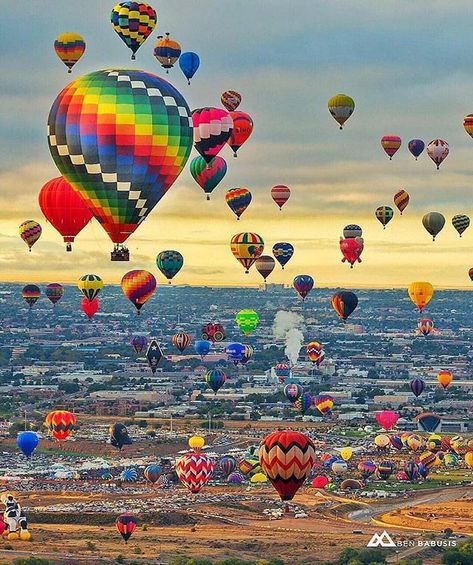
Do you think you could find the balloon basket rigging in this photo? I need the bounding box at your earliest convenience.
[111,245,130,261]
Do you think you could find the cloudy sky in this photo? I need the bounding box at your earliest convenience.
[1,0,473,288]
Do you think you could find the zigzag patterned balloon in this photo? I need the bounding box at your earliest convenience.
[175,452,214,493]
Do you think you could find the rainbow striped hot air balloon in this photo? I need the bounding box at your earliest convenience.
[225,188,252,219]
[381,135,402,160]
[22,284,41,309]
[54,33,86,73]
[121,270,156,314]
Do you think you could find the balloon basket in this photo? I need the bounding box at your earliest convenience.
[111,246,130,261]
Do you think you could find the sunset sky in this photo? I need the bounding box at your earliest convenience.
[2,1,473,288]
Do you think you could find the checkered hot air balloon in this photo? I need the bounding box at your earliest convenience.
[235,309,259,336]
[192,107,233,163]
[156,250,184,283]
[270,185,291,210]
[375,206,394,229]
[111,2,157,59]
[393,190,410,215]
[172,332,192,353]
[259,431,315,501]
[121,270,156,314]
[176,452,214,493]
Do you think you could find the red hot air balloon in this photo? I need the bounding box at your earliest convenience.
[176,452,214,493]
[38,177,93,251]
[340,237,363,268]
[227,111,253,157]
[271,185,291,210]
[259,430,315,501]
[116,513,136,544]
[81,297,99,320]
[376,410,399,431]
[312,475,329,489]
[192,107,233,163]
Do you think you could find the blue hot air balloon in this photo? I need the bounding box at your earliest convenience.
[408,139,425,160]
[194,339,211,359]
[17,431,39,458]
[272,242,294,270]
[121,468,138,482]
[225,342,245,365]
[179,52,200,84]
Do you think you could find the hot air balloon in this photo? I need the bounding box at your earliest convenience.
[463,115,473,138]
[156,250,183,283]
[390,435,403,450]
[284,383,303,402]
[204,369,227,394]
[146,339,163,374]
[240,344,254,365]
[116,513,137,543]
[327,94,355,129]
[109,423,132,450]
[423,212,445,241]
[47,410,76,441]
[17,432,39,458]
[228,471,244,484]
[110,2,156,59]
[469,268,473,281]
[410,378,425,397]
[45,283,64,306]
[192,107,233,163]
[340,236,364,267]
[408,282,433,312]
[376,461,395,480]
[427,434,442,453]
[343,224,363,239]
[331,291,358,321]
[272,242,294,269]
[427,139,449,169]
[78,274,103,302]
[408,139,425,160]
[255,256,275,282]
[293,275,314,301]
[176,452,214,493]
[340,447,353,461]
[179,52,200,84]
[144,464,161,484]
[121,270,156,314]
[226,342,245,365]
[417,319,434,336]
[376,411,399,431]
[172,332,192,353]
[225,188,252,219]
[375,206,394,229]
[465,452,473,469]
[381,135,401,159]
[358,461,376,479]
[294,392,312,415]
[47,69,192,259]
[221,90,241,112]
[452,214,470,237]
[331,460,348,475]
[374,434,390,449]
[153,33,181,71]
[437,370,452,389]
[227,111,253,157]
[131,335,148,353]
[19,220,41,251]
[220,455,237,476]
[259,431,315,501]
[190,156,227,199]
[312,475,329,489]
[407,434,423,451]
[313,394,334,416]
[230,232,264,273]
[416,412,441,433]
[393,190,410,215]
[418,451,436,469]
[81,297,99,320]
[307,341,325,366]
[274,362,290,382]
[235,309,259,336]
[22,285,40,309]
[194,339,211,359]
[270,185,291,210]
[54,33,86,73]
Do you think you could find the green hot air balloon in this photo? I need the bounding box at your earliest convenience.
[235,309,259,336]
[156,250,184,283]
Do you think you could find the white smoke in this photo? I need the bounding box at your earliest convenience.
[272,311,304,366]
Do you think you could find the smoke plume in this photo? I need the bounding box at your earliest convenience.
[272,311,304,366]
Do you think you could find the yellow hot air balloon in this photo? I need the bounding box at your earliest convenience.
[250,472,268,483]
[230,232,264,273]
[327,94,355,129]
[340,447,353,461]
[437,370,453,389]
[77,274,103,302]
[189,435,205,451]
[408,282,434,313]
[374,434,390,449]
[465,451,473,468]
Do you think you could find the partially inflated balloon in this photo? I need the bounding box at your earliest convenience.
[452,214,470,237]
[230,232,264,273]
[192,107,233,163]
[312,475,329,489]
[437,370,452,389]
[45,283,64,306]
[39,177,93,251]
[235,309,259,336]
[327,94,355,129]
[272,242,294,269]
[204,369,227,393]
[121,270,156,313]
[22,285,40,309]
[331,291,358,321]
[270,185,290,210]
[157,250,183,283]
[190,156,227,199]
[408,282,433,312]
[54,33,86,73]
[375,206,394,229]
[110,2,157,59]
[19,220,41,251]
[109,423,132,450]
[408,139,424,160]
[410,378,425,397]
[393,190,410,215]
[221,90,241,112]
[340,237,363,268]
[293,275,314,301]
[427,139,449,170]
[255,255,275,282]
[179,52,200,84]
[422,212,445,241]
[381,135,401,159]
[172,332,192,352]
[225,188,252,219]
[227,111,253,157]
[81,297,99,319]
[153,33,181,71]
[48,70,192,252]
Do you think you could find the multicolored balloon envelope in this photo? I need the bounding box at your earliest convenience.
[225,188,252,219]
[230,232,264,273]
[157,250,183,283]
[255,255,275,282]
[375,206,394,229]
[313,394,334,415]
[22,284,41,309]
[47,70,193,255]
[270,185,291,210]
[19,220,42,251]
[272,242,294,269]
[327,94,355,129]
[111,2,157,59]
[54,33,86,73]
[393,190,410,215]
[381,135,401,159]
[130,335,148,353]
[176,452,214,493]
[408,139,425,160]
[204,369,227,393]
[221,90,241,112]
[45,283,64,306]
[190,156,227,199]
[293,274,314,301]
[116,512,137,543]
[227,111,254,156]
[202,323,225,342]
[331,290,358,321]
[307,341,325,366]
[192,107,233,163]
[284,383,303,402]
[172,332,192,352]
[121,270,156,314]
[153,33,181,70]
[427,139,449,169]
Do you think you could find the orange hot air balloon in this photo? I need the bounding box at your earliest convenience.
[259,430,315,501]
[437,370,452,389]
[393,190,410,215]
[408,282,434,313]
[227,111,253,157]
[47,410,76,441]
[121,270,156,314]
[230,232,264,273]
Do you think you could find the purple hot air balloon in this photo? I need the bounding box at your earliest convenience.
[410,378,425,398]
[131,335,148,354]
[408,139,425,160]
[293,275,314,301]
